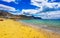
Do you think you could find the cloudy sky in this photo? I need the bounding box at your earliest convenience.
[0,0,60,19]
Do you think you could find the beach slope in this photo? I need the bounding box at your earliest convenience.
[0,19,60,38]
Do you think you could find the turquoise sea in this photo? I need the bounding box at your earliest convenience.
[20,19,60,28]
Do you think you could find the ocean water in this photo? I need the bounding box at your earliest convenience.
[20,19,60,27]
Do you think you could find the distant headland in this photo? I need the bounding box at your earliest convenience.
[0,10,42,20]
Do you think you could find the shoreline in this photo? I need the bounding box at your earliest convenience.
[18,20,60,34]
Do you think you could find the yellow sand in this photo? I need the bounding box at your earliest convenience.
[0,19,60,38]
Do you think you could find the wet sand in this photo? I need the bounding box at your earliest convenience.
[19,21,60,34]
[18,21,60,38]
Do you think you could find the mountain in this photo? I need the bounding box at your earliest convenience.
[0,10,35,20]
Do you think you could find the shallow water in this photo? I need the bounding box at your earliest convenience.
[19,19,60,27]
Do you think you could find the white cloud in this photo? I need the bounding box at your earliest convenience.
[31,0,48,7]
[31,0,60,10]
[21,8,60,19]
[0,4,22,15]
[21,9,39,14]
[38,11,60,19]
[0,4,17,11]
[10,12,22,15]
[3,0,15,2]
[2,0,19,4]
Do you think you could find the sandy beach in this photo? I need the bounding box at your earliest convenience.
[18,20,60,38]
[18,20,60,33]
[0,19,60,38]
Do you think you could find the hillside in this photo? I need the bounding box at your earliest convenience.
[0,10,34,20]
